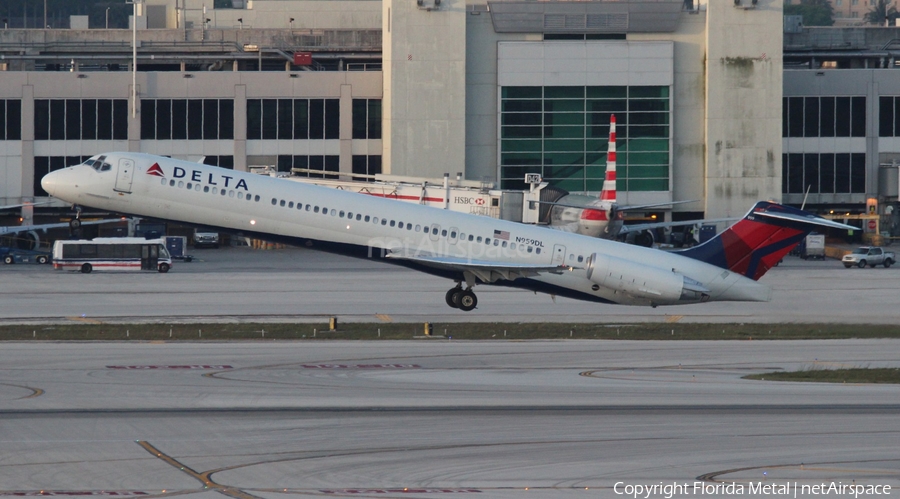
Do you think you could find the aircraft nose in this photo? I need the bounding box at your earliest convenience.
[40,169,61,197]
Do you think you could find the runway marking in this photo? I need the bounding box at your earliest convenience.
[375,314,393,322]
[66,316,104,324]
[665,315,684,323]
[0,491,152,496]
[107,365,233,370]
[301,364,421,369]
[137,441,264,499]
[697,458,900,483]
[0,383,44,400]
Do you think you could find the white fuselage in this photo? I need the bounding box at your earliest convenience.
[41,153,769,306]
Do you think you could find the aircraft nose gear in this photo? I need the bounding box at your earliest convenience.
[445,285,477,311]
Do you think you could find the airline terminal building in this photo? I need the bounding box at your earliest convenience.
[0,0,783,228]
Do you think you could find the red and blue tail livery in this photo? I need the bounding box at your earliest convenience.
[676,202,849,281]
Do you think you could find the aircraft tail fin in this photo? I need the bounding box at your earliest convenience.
[599,115,616,204]
[674,202,854,281]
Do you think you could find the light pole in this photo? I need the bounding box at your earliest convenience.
[105,7,109,29]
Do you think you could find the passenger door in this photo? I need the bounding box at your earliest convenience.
[141,244,158,270]
[115,158,134,193]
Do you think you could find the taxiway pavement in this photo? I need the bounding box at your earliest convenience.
[1,341,899,498]
[1,247,897,324]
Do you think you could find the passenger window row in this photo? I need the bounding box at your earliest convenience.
[162,177,260,202]
[269,197,542,255]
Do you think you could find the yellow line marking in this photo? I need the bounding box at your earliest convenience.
[375,314,393,323]
[66,316,104,324]
[0,382,44,399]
[665,315,684,323]
[137,441,265,499]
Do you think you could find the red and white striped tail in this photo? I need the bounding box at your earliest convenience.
[599,115,616,202]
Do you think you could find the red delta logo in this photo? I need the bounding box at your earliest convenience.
[146,163,165,177]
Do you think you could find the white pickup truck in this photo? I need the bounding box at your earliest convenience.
[842,246,895,268]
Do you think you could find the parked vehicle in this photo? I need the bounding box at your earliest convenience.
[842,246,895,268]
[801,233,825,260]
[1,246,51,265]
[52,237,172,273]
[192,229,220,248]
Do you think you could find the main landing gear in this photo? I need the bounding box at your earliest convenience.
[445,284,478,312]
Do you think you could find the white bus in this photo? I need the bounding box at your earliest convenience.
[52,237,172,273]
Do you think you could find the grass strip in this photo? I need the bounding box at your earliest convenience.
[744,368,900,384]
[2,322,900,341]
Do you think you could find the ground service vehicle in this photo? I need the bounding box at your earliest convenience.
[801,233,825,260]
[1,247,51,265]
[842,246,894,268]
[52,237,172,273]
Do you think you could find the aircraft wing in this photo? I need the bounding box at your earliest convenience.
[385,252,576,285]
[0,219,124,236]
[0,201,50,211]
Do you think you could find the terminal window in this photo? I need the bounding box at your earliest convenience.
[140,99,234,140]
[352,99,382,139]
[782,153,865,194]
[34,99,127,141]
[247,99,339,140]
[0,100,21,140]
[782,96,865,138]
[877,96,900,137]
[277,155,340,179]
[499,85,670,192]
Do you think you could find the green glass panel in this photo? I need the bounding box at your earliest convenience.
[545,165,584,178]
[629,99,670,112]
[544,139,584,152]
[586,124,611,139]
[627,178,669,191]
[616,179,626,191]
[585,140,609,153]
[585,153,606,165]
[587,100,627,112]
[629,86,669,98]
[625,138,669,152]
[544,152,584,165]
[501,139,542,152]
[502,100,542,112]
[502,87,541,99]
[627,164,669,178]
[629,113,670,126]
[627,125,669,138]
[585,165,607,178]
[585,179,606,191]
[544,126,584,139]
[627,152,669,166]
[502,113,542,126]
[547,178,586,192]
[545,86,584,99]
[501,126,542,139]
[501,152,542,165]
[587,86,627,98]
[544,100,584,112]
[502,166,542,179]
[544,113,584,125]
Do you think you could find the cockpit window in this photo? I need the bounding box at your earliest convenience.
[85,157,112,172]
[99,162,112,172]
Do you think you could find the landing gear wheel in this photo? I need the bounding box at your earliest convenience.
[858,260,867,268]
[457,289,478,312]
[81,263,92,274]
[445,287,462,308]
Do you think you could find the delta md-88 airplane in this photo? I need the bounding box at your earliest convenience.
[41,152,852,311]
